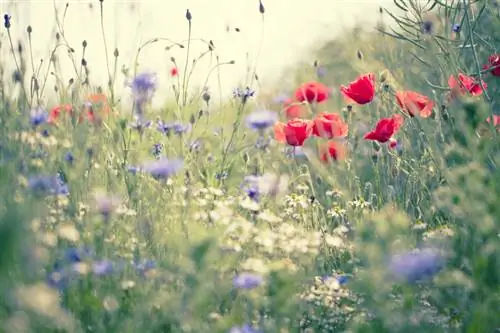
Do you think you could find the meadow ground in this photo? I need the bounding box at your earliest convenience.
[0,1,499,333]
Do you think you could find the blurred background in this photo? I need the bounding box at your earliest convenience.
[0,0,394,108]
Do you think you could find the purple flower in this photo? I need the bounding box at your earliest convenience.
[141,157,184,179]
[28,174,69,196]
[388,247,445,283]
[233,272,263,289]
[245,110,278,131]
[64,152,74,164]
[233,87,255,103]
[30,107,48,127]
[156,120,191,136]
[133,259,157,275]
[316,66,327,78]
[92,260,115,276]
[152,143,163,158]
[130,72,157,103]
[229,324,262,333]
[452,23,461,33]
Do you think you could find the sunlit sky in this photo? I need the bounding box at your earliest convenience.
[0,0,395,107]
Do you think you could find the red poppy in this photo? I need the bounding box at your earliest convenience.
[483,54,500,77]
[84,93,111,123]
[274,118,312,146]
[294,81,329,104]
[312,112,348,138]
[319,140,346,163]
[170,67,178,77]
[274,122,286,143]
[364,114,404,143]
[388,138,398,149]
[448,73,487,96]
[340,73,376,105]
[486,115,500,128]
[283,98,306,119]
[48,104,73,124]
[395,91,434,118]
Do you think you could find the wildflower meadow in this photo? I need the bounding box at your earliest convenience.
[0,0,499,332]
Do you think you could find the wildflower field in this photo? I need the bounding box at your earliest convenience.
[0,0,499,332]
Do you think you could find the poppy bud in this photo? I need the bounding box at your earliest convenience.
[185,9,192,21]
[357,50,363,60]
[82,40,87,48]
[114,48,119,57]
[259,1,265,14]
[27,25,32,34]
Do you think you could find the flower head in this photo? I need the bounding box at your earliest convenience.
[312,112,349,138]
[141,158,184,180]
[294,81,329,104]
[395,91,434,118]
[282,97,306,119]
[318,140,347,163]
[48,104,73,124]
[30,107,48,127]
[130,72,157,103]
[388,247,445,283]
[340,73,376,105]
[483,54,500,77]
[364,114,404,143]
[245,109,278,131]
[274,118,312,146]
[233,272,264,289]
[28,174,69,196]
[448,73,487,96]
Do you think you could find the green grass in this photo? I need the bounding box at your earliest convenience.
[0,1,499,332]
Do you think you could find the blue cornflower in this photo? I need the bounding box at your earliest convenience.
[63,247,93,263]
[245,109,278,131]
[127,166,140,174]
[452,23,461,33]
[233,86,255,103]
[130,119,152,133]
[229,324,262,333]
[156,120,191,136]
[233,272,264,289]
[151,143,163,158]
[28,174,69,196]
[133,259,157,275]
[130,72,157,103]
[421,20,433,34]
[388,247,445,283]
[64,152,74,164]
[241,175,260,202]
[141,157,184,180]
[41,129,50,137]
[30,107,48,127]
[92,260,115,276]
[316,66,327,78]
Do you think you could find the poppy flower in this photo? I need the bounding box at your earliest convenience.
[274,118,312,146]
[448,73,487,96]
[319,140,346,163]
[340,73,376,105]
[170,67,178,77]
[483,54,500,77]
[395,91,434,118]
[294,81,329,104]
[312,112,348,138]
[84,93,111,123]
[283,98,306,119]
[364,114,404,143]
[48,104,73,124]
[487,115,500,128]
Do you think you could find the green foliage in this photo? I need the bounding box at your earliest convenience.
[0,0,499,332]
